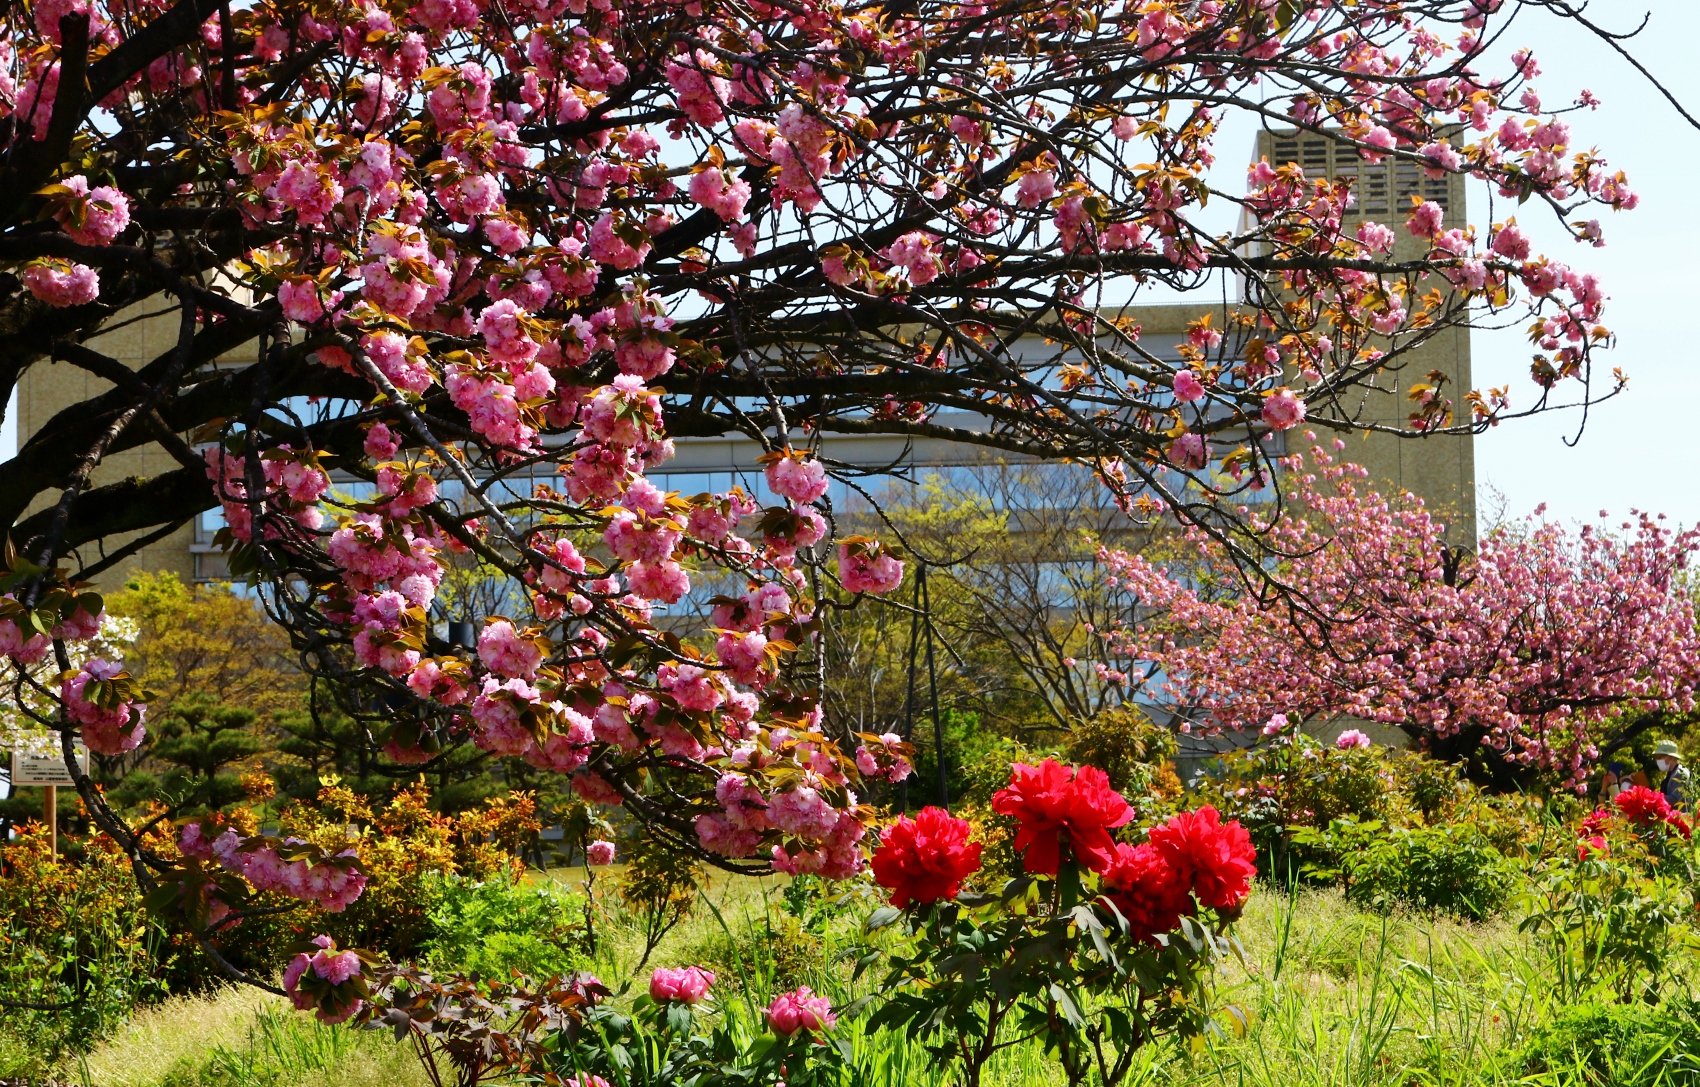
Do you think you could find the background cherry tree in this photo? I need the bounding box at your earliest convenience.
[1096,441,1700,786]
[0,0,1677,976]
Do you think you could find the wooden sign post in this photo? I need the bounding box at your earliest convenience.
[10,746,88,856]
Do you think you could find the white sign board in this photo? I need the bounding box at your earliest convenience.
[10,746,87,786]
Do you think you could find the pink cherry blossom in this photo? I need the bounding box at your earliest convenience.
[0,617,50,664]
[279,279,328,322]
[1169,431,1208,470]
[1356,222,1396,252]
[766,454,830,504]
[840,542,904,594]
[1260,388,1306,431]
[63,658,146,754]
[1099,447,1700,774]
[688,168,752,221]
[1016,170,1056,209]
[1406,200,1445,239]
[55,176,130,245]
[1173,371,1206,403]
[882,232,943,286]
[23,260,99,307]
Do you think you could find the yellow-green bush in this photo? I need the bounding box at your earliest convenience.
[0,825,167,1076]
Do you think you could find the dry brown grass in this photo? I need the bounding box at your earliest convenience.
[76,984,428,1087]
[78,986,276,1087]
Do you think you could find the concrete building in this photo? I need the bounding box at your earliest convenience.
[11,304,258,587]
[1253,126,1478,545]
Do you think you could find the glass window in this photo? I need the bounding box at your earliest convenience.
[659,472,715,496]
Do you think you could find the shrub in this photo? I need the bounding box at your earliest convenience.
[1393,751,1467,824]
[1293,818,1515,920]
[1520,802,1700,1002]
[1195,734,1402,856]
[418,875,589,981]
[1519,999,1700,1086]
[0,825,167,1076]
[958,801,1024,886]
[1061,706,1183,819]
[204,783,541,980]
[954,735,1034,806]
[1286,741,1400,827]
[1455,791,1548,860]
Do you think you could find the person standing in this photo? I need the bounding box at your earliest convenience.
[1654,740,1690,811]
[1603,761,1635,800]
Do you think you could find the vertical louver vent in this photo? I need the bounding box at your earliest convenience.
[1266,133,1451,220]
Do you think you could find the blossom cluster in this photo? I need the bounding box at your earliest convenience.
[180,822,369,913]
[61,657,147,755]
[872,759,1256,946]
[870,806,982,907]
[1110,806,1258,939]
[991,759,1135,875]
[766,986,836,1036]
[693,724,869,878]
[649,965,715,1004]
[283,935,370,1024]
[1610,785,1691,840]
[204,445,331,543]
[854,732,915,783]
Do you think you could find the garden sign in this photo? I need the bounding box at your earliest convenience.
[9,745,86,856]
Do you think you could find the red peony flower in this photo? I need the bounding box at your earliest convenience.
[1147,805,1257,911]
[871,806,983,907]
[991,759,1133,876]
[1614,785,1672,827]
[1580,807,1611,837]
[1100,841,1193,944]
[1667,809,1692,840]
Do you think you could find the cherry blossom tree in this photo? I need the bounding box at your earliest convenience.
[1097,441,1700,786]
[0,0,1683,977]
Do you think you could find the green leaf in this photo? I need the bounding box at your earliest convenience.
[1103,1005,1133,1044]
[839,994,877,1020]
[864,906,902,933]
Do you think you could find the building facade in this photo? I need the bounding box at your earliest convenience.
[1254,126,1478,545]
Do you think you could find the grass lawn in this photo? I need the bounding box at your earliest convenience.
[60,872,1679,1087]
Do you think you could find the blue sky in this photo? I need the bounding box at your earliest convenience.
[1464,0,1700,528]
[1175,0,1700,528]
